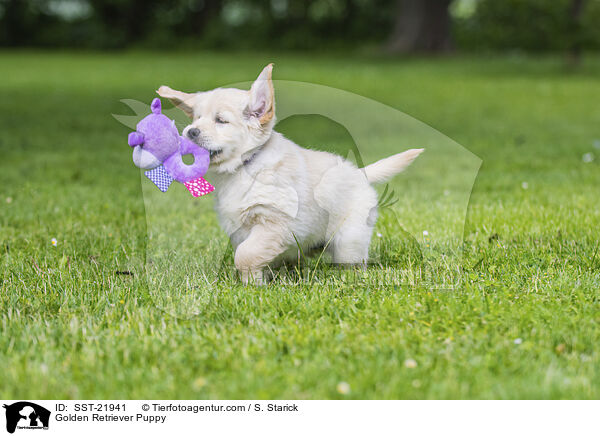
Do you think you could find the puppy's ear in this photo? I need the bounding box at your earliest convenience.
[247,63,275,125]
[156,86,196,118]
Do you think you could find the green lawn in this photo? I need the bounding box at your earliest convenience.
[1,51,599,399]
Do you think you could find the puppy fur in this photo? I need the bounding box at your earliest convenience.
[158,64,423,284]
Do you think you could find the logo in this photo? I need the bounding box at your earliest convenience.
[3,402,50,434]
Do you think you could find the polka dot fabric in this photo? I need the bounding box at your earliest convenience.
[184,176,215,198]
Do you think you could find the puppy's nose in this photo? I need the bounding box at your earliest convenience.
[187,128,200,140]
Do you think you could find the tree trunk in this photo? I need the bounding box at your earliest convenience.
[386,0,453,54]
[567,0,586,67]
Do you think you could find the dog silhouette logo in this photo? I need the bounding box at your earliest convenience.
[3,402,50,433]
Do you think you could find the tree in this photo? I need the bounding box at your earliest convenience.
[386,0,454,54]
[0,0,40,46]
[86,0,163,47]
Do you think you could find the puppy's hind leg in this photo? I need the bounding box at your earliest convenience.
[234,224,288,285]
[330,231,371,267]
[329,206,377,267]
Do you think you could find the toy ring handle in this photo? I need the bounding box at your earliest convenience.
[163,136,210,183]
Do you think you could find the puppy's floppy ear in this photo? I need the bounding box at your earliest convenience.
[156,86,196,118]
[246,63,275,125]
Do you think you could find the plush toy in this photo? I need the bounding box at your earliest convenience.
[127,98,214,197]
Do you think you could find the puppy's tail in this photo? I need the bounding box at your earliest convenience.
[363,148,424,184]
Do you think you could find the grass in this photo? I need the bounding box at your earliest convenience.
[1,50,599,399]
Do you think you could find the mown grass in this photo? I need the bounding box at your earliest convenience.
[1,50,599,399]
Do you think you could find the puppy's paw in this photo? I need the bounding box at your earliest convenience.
[240,269,265,286]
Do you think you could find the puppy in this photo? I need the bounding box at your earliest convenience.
[158,64,423,284]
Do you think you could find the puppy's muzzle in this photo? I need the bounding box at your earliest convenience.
[184,126,222,159]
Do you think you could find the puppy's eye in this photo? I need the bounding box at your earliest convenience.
[215,116,228,124]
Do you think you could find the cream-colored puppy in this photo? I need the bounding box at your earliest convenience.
[158,64,423,284]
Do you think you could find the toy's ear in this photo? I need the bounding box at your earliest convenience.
[247,63,275,125]
[156,86,196,118]
[151,98,161,114]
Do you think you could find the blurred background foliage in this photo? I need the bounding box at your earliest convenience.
[0,0,599,55]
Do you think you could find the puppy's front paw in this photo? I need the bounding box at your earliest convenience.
[240,269,264,286]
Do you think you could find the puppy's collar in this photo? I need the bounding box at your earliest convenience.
[242,145,264,167]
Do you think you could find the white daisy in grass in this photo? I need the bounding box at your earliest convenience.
[521,182,529,190]
[593,140,600,150]
[404,358,418,368]
[51,238,58,247]
[193,377,207,390]
[423,230,429,236]
[5,197,12,204]
[514,338,523,345]
[336,381,351,395]
[582,152,594,163]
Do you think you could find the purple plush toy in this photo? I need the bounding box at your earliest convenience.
[128,98,214,197]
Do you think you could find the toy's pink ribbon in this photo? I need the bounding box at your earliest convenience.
[184,176,215,198]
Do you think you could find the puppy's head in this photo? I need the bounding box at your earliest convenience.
[157,64,275,173]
